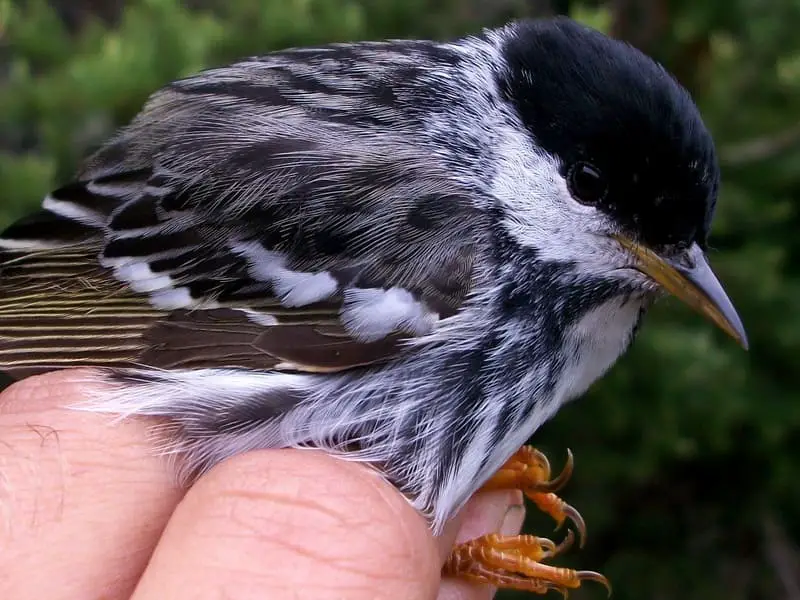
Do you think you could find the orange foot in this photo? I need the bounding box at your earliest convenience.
[482,446,586,545]
[444,531,608,596]
[443,446,610,596]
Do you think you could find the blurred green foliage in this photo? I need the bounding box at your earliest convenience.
[1,0,798,598]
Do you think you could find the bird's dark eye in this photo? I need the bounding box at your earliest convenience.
[567,162,608,206]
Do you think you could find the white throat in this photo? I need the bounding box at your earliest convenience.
[555,295,643,404]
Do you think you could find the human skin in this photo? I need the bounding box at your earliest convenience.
[0,369,525,600]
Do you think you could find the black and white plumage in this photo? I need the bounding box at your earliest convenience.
[0,18,746,533]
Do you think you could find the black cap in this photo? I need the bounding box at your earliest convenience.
[497,17,719,250]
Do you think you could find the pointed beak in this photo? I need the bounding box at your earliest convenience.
[613,235,749,350]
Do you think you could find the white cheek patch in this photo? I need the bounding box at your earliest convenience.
[232,241,339,307]
[341,287,439,342]
[489,120,627,273]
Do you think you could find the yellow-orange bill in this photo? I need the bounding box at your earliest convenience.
[613,235,748,349]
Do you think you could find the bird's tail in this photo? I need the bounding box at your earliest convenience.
[0,208,162,379]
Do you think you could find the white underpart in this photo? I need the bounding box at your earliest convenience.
[341,287,439,342]
[114,262,174,293]
[141,185,171,198]
[556,296,642,403]
[424,298,557,527]
[43,194,105,226]
[438,392,504,518]
[426,285,646,527]
[80,370,309,476]
[80,366,412,487]
[232,241,338,306]
[81,369,302,417]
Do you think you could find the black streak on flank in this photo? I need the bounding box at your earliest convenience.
[211,387,306,433]
[92,168,152,185]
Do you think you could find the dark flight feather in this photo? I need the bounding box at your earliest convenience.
[0,244,408,377]
[0,46,489,378]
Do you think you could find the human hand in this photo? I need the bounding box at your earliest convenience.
[0,369,525,600]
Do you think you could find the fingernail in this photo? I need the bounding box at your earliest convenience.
[500,502,526,535]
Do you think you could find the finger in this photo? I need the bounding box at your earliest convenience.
[437,490,526,600]
[0,370,183,600]
[133,449,442,600]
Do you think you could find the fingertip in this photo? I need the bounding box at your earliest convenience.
[134,450,442,600]
[0,368,182,599]
[437,490,526,600]
[0,368,106,414]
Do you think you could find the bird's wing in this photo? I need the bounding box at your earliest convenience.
[0,66,488,377]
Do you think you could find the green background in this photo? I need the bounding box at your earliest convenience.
[1,1,798,598]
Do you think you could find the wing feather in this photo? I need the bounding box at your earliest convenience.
[0,44,489,378]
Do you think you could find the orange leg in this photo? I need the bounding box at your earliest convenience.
[443,446,610,596]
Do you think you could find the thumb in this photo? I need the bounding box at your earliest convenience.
[132,449,442,600]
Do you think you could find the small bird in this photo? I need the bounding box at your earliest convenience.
[0,17,747,595]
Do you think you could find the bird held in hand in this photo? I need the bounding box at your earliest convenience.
[0,17,747,596]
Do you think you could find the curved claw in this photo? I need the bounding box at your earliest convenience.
[530,447,552,479]
[533,449,574,493]
[546,529,575,558]
[577,571,613,597]
[560,502,587,548]
[538,537,558,556]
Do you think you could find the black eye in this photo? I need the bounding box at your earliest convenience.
[567,162,608,205]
